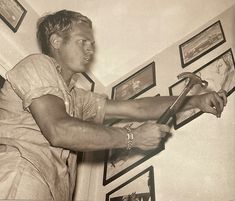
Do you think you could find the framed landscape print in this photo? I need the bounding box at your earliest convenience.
[169,49,235,129]
[106,166,155,201]
[0,0,27,32]
[111,62,156,100]
[103,120,164,185]
[179,21,226,68]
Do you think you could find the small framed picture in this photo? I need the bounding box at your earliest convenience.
[179,21,226,68]
[74,72,95,92]
[169,49,235,129]
[0,0,27,32]
[111,62,156,100]
[103,94,163,186]
[106,166,155,201]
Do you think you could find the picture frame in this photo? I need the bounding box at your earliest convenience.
[74,72,95,92]
[169,49,235,129]
[111,62,156,100]
[0,0,27,32]
[106,166,155,201]
[179,20,226,68]
[103,95,163,186]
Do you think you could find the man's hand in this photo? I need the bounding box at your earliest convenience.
[190,89,227,118]
[132,121,170,150]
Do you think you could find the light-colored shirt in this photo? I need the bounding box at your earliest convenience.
[0,54,106,201]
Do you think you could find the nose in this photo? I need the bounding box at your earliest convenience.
[84,41,95,55]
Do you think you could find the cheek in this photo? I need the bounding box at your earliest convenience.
[72,45,86,59]
[65,45,83,60]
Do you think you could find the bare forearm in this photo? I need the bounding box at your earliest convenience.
[51,117,127,151]
[105,96,195,121]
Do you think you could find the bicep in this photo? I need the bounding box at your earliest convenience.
[29,94,69,143]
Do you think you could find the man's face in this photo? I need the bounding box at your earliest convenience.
[58,22,95,75]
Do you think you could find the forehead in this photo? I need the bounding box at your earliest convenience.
[69,22,94,41]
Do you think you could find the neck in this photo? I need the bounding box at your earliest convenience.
[51,53,74,86]
[60,69,73,86]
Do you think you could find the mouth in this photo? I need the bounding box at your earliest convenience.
[84,56,91,62]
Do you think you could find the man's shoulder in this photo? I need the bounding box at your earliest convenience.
[17,53,53,66]
[6,53,58,81]
[9,53,57,73]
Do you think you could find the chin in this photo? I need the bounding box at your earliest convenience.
[76,65,89,73]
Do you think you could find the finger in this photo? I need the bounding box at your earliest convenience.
[218,89,227,106]
[156,124,170,133]
[214,92,225,116]
[203,99,217,116]
[210,93,223,117]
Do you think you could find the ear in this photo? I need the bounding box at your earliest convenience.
[49,34,63,49]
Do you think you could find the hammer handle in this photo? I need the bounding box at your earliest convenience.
[157,85,192,125]
[157,106,175,124]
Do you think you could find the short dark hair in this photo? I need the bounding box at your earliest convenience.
[36,10,92,56]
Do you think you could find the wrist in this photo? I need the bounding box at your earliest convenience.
[124,123,134,150]
[182,96,197,111]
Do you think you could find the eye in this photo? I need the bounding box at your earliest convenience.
[77,39,86,45]
[77,39,94,45]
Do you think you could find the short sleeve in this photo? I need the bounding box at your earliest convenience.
[6,54,64,110]
[73,88,107,124]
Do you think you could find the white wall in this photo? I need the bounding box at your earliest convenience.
[75,5,235,201]
[0,0,39,75]
[24,0,235,87]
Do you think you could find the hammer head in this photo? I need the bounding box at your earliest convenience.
[177,72,208,88]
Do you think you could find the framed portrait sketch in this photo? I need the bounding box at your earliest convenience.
[111,62,156,100]
[0,0,27,32]
[74,72,95,92]
[179,20,226,68]
[106,166,155,201]
[169,49,235,129]
[103,95,164,185]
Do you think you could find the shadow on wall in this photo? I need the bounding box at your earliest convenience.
[0,75,5,88]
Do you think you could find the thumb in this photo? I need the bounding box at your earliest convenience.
[203,105,217,116]
[156,123,170,133]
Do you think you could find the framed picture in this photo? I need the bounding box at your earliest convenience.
[103,96,164,185]
[74,72,95,92]
[0,74,5,88]
[169,49,235,129]
[106,166,155,201]
[0,0,27,32]
[179,20,226,68]
[111,62,156,100]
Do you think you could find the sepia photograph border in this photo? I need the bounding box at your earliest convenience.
[179,20,226,68]
[111,62,156,100]
[169,48,235,130]
[0,0,27,32]
[105,166,155,201]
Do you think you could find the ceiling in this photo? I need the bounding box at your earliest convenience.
[25,0,235,86]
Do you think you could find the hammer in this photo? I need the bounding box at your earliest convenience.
[157,72,208,125]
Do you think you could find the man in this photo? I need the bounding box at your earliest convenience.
[0,10,227,201]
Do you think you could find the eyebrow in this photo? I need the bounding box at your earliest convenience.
[73,33,95,43]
